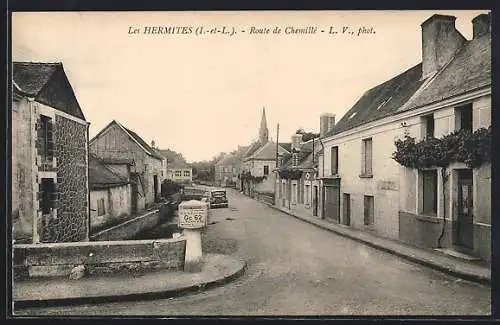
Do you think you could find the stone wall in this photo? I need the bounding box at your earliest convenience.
[90,209,161,241]
[398,211,453,249]
[13,237,186,279]
[45,115,88,242]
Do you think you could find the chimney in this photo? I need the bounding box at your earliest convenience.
[291,134,302,152]
[320,113,336,138]
[421,14,466,80]
[472,13,491,39]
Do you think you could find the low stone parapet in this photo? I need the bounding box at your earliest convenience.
[13,237,186,280]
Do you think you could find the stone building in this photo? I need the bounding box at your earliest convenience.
[274,114,334,218]
[320,13,491,262]
[89,154,132,232]
[90,120,166,212]
[215,153,241,187]
[12,62,90,243]
[239,107,291,196]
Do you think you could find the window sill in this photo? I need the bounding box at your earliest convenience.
[359,174,373,178]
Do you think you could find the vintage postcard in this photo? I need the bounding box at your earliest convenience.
[10,10,491,317]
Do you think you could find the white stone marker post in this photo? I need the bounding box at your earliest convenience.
[178,200,208,272]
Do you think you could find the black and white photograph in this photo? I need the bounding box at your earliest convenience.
[9,9,492,317]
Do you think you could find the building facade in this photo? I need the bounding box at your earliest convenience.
[89,120,165,212]
[239,107,291,196]
[320,13,491,262]
[12,62,90,243]
[89,155,132,231]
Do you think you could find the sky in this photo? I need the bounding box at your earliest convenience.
[12,10,488,162]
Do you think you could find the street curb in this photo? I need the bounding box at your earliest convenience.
[14,258,247,309]
[262,202,490,285]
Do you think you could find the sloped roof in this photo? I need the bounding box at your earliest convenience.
[244,141,263,158]
[401,34,491,111]
[279,142,292,152]
[89,155,130,190]
[13,62,85,120]
[324,25,491,138]
[122,125,164,160]
[91,120,163,160]
[325,63,425,137]
[246,141,290,161]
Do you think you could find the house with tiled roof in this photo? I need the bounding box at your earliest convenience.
[90,120,166,211]
[320,13,491,262]
[215,148,247,187]
[12,62,90,244]
[273,114,335,217]
[89,154,132,231]
[239,107,291,196]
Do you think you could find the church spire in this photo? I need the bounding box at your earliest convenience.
[259,107,269,143]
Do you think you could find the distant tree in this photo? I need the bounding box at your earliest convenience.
[296,129,320,142]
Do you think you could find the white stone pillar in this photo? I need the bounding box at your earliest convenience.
[178,200,208,272]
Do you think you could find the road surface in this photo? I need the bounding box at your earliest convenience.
[15,189,490,316]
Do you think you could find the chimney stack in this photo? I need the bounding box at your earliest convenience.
[291,134,302,152]
[472,13,491,39]
[320,113,336,138]
[421,14,466,80]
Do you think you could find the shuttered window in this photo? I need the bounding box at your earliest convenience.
[331,146,338,175]
[364,195,374,226]
[37,115,54,170]
[422,170,438,215]
[97,198,106,216]
[361,138,373,175]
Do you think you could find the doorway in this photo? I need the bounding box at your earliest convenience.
[324,185,340,223]
[456,169,474,251]
[153,175,158,201]
[343,193,351,226]
[313,186,318,216]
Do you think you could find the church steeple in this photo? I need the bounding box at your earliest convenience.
[259,107,269,143]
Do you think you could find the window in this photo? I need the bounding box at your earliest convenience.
[455,103,473,133]
[331,146,338,175]
[422,114,435,139]
[39,178,56,215]
[223,167,228,173]
[305,184,310,205]
[37,115,54,170]
[183,170,191,177]
[233,167,237,173]
[175,170,182,177]
[292,153,299,166]
[264,165,269,176]
[361,138,373,176]
[421,170,437,215]
[161,171,164,177]
[364,195,374,226]
[97,198,106,216]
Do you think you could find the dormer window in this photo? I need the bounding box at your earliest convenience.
[376,96,392,110]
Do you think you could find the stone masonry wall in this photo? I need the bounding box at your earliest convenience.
[47,115,88,242]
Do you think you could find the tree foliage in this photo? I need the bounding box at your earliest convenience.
[296,128,320,142]
[278,168,303,180]
[392,127,491,169]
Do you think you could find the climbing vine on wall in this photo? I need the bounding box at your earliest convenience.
[392,127,491,169]
[278,168,303,180]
